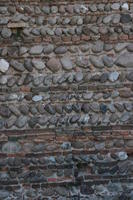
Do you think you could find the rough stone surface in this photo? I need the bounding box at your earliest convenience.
[116,53,133,67]
[0,1,132,199]
[47,57,61,72]
[60,56,73,70]
[32,59,45,70]
[0,59,9,73]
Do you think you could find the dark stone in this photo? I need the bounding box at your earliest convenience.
[81,104,90,113]
[120,14,132,23]
[24,59,33,72]
[127,72,133,81]
[72,104,81,113]
[80,185,94,195]
[100,104,107,113]
[100,73,108,83]
[28,117,39,128]
[70,115,80,123]
[64,104,72,113]
[19,105,29,115]
[45,104,55,115]
[0,105,11,118]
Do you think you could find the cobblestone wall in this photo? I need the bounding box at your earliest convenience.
[0,0,133,199]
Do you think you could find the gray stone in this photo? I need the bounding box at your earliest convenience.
[29,45,43,55]
[0,105,11,117]
[33,76,44,86]
[38,116,48,126]
[90,56,104,68]
[43,44,54,54]
[0,59,9,73]
[89,4,97,12]
[112,14,121,24]
[110,114,118,123]
[60,56,73,70]
[48,17,57,25]
[19,47,28,55]
[31,28,40,36]
[120,112,130,122]
[24,59,33,72]
[0,190,9,199]
[46,58,61,72]
[15,115,27,128]
[109,71,119,82]
[76,57,90,68]
[9,105,20,116]
[1,28,11,38]
[36,16,44,25]
[104,43,113,51]
[92,41,104,53]
[95,142,105,150]
[42,6,50,14]
[10,60,25,72]
[83,92,93,100]
[114,43,127,52]
[75,71,83,82]
[28,116,39,128]
[90,103,100,112]
[127,44,133,52]
[0,7,7,14]
[0,75,7,85]
[0,18,8,25]
[32,59,45,70]
[6,115,16,128]
[40,27,47,36]
[61,142,71,150]
[116,52,133,67]
[54,46,67,54]
[102,55,114,67]
[2,142,21,153]
[100,73,108,83]
[103,15,112,24]
[45,104,55,115]
[124,102,132,111]
[19,105,29,115]
[7,77,16,87]
[51,6,58,13]
[127,72,133,81]
[115,103,124,112]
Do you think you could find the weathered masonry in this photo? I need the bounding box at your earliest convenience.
[0,0,133,199]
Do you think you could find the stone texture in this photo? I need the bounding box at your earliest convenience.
[116,53,133,67]
[46,58,61,72]
[29,45,43,55]
[60,56,73,70]
[0,59,9,73]
[32,59,45,70]
[0,1,132,198]
[2,142,21,153]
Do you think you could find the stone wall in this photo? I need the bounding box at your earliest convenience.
[0,0,133,199]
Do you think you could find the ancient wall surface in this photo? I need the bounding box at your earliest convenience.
[0,0,133,199]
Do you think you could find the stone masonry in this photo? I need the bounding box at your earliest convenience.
[0,0,133,199]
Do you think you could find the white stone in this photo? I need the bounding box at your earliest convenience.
[109,72,119,82]
[32,95,43,102]
[117,151,128,161]
[0,59,9,73]
[111,3,120,10]
[121,3,129,10]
